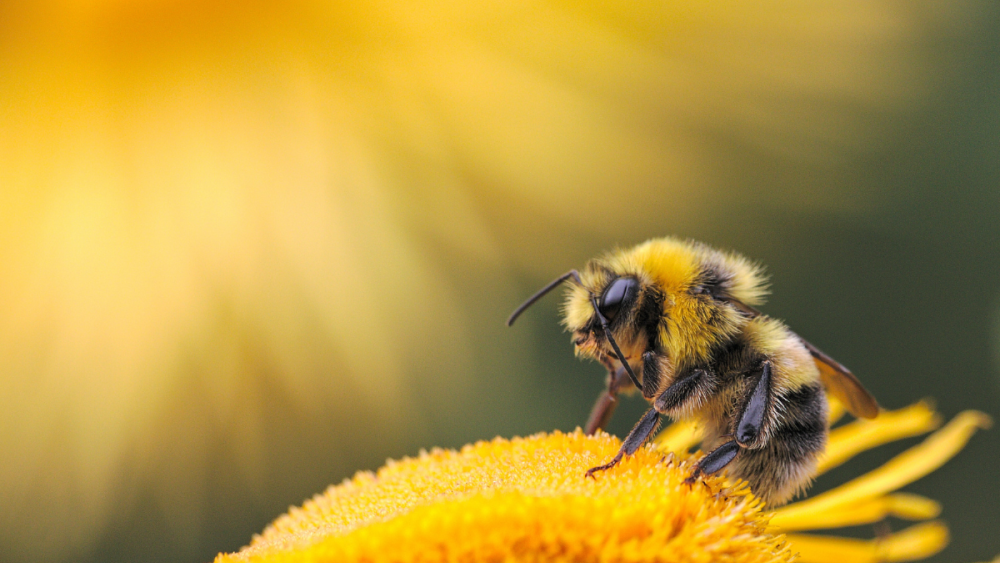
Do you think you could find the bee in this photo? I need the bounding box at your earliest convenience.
[507,237,879,505]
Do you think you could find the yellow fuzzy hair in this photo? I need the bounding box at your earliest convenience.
[563,237,770,364]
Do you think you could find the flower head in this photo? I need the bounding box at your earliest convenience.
[216,402,989,563]
[222,431,788,563]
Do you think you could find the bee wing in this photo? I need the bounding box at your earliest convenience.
[718,296,879,419]
[798,338,879,419]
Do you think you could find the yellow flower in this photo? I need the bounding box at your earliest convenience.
[216,402,989,563]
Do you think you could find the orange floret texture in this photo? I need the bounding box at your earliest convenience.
[217,430,791,563]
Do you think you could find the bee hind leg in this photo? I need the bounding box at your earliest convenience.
[725,383,827,506]
[585,408,660,478]
[684,441,740,484]
[735,361,772,448]
[685,361,772,484]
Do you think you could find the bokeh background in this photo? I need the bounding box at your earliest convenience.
[1,1,998,562]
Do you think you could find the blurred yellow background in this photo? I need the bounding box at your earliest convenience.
[1,2,997,562]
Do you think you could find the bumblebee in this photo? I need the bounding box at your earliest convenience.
[508,237,878,505]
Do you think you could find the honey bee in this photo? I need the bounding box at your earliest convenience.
[508,237,879,505]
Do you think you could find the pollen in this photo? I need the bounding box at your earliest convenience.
[215,402,988,563]
[217,431,789,563]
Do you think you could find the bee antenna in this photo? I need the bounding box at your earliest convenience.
[591,298,643,390]
[507,267,642,391]
[506,269,583,327]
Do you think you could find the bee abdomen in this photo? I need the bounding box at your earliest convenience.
[726,382,827,506]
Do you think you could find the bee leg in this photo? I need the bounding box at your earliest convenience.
[585,365,632,435]
[640,351,662,399]
[653,366,717,415]
[685,361,772,484]
[584,393,617,435]
[684,440,740,484]
[585,408,660,478]
[735,361,772,447]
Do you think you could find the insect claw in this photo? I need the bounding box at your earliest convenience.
[584,456,622,479]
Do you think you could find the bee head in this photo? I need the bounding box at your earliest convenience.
[565,238,769,365]
[506,237,768,386]
[559,264,668,388]
[507,267,649,389]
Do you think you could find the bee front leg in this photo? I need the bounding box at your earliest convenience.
[585,408,660,478]
[585,364,633,435]
[584,393,617,436]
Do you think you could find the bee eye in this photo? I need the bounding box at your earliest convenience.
[599,277,638,321]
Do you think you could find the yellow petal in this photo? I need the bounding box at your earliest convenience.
[770,492,940,532]
[771,410,990,528]
[827,396,847,427]
[818,401,941,475]
[787,521,949,563]
[654,418,701,453]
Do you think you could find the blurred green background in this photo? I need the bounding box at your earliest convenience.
[1,1,998,562]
